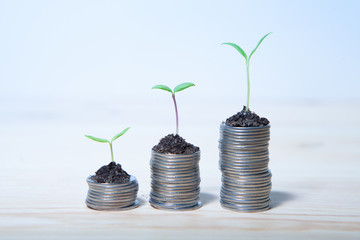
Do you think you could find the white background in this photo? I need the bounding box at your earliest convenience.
[1,0,359,184]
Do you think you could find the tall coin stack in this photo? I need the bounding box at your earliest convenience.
[150,151,201,210]
[219,123,272,212]
[86,176,139,211]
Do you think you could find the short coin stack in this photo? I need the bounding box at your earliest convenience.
[219,123,272,212]
[150,150,201,210]
[86,176,139,211]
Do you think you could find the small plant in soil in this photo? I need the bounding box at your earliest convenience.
[222,33,272,127]
[152,83,199,154]
[152,82,195,135]
[85,127,131,183]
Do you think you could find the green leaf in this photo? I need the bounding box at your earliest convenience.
[111,127,130,142]
[249,32,272,60]
[222,42,247,60]
[152,85,173,93]
[173,82,195,93]
[85,135,109,143]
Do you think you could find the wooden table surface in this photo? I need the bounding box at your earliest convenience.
[1,101,359,239]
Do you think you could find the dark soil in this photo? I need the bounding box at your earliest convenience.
[152,134,200,154]
[225,106,270,127]
[90,161,130,183]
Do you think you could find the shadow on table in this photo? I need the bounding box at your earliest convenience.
[270,191,296,208]
[137,197,147,207]
[200,192,218,206]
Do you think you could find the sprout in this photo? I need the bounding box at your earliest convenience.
[85,127,130,163]
[222,32,272,112]
[152,82,195,135]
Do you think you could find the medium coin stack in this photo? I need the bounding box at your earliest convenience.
[150,150,201,210]
[86,175,139,211]
[219,123,272,212]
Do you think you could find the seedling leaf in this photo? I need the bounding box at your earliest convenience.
[111,127,130,142]
[85,135,109,143]
[152,85,173,93]
[174,82,195,93]
[249,32,272,60]
[222,42,247,60]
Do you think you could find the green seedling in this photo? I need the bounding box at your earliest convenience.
[152,82,195,135]
[222,32,272,112]
[85,127,130,163]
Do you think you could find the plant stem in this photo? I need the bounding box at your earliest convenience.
[246,60,250,112]
[172,93,179,135]
[109,142,114,162]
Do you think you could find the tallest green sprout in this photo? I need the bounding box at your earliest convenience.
[222,32,272,112]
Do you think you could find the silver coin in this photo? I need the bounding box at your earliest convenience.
[221,149,268,156]
[149,195,199,203]
[221,190,271,199]
[221,199,270,208]
[87,182,138,191]
[151,170,200,177]
[88,185,139,193]
[151,164,199,170]
[221,152,269,158]
[151,177,200,185]
[222,180,272,188]
[150,198,200,207]
[150,150,201,210]
[221,185,271,192]
[151,181,200,189]
[222,180,271,188]
[221,169,271,178]
[222,131,270,137]
[86,194,136,201]
[221,193,270,202]
[86,176,138,211]
[221,136,271,142]
[221,156,269,163]
[150,192,200,200]
[151,176,200,184]
[151,188,200,197]
[220,167,269,174]
[151,186,200,194]
[151,176,200,183]
[150,185,198,191]
[151,185,200,192]
[220,201,270,212]
[219,123,272,213]
[221,191,271,199]
[86,200,139,211]
[151,169,200,177]
[87,193,137,202]
[87,187,138,196]
[86,200,136,208]
[151,158,199,165]
[151,173,200,181]
[220,194,270,203]
[220,161,269,168]
[149,199,202,211]
[219,144,269,151]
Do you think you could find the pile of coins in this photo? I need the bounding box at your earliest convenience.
[219,123,272,212]
[86,175,139,211]
[150,150,201,210]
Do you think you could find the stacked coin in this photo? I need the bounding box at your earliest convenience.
[219,123,272,212]
[86,175,139,211]
[150,150,201,210]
